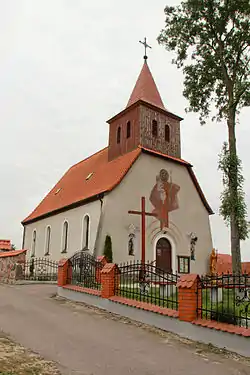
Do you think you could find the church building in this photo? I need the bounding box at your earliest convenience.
[22,56,213,275]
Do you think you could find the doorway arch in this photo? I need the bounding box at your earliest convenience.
[155,237,172,273]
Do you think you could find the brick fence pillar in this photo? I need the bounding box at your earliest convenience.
[177,274,201,322]
[101,263,119,299]
[58,258,69,287]
[96,256,108,284]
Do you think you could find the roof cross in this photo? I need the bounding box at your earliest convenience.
[139,37,152,60]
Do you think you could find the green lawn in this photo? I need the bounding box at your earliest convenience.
[200,289,250,327]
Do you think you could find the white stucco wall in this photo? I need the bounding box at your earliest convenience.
[23,198,104,261]
[99,153,213,275]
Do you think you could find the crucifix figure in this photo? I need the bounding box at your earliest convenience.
[139,37,152,60]
[128,196,156,265]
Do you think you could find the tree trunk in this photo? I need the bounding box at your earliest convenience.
[227,110,242,275]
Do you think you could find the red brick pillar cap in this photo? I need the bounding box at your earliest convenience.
[58,258,68,267]
[97,255,108,264]
[101,263,119,274]
[177,274,200,288]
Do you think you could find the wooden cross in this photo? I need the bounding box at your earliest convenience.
[128,196,156,264]
[139,37,152,60]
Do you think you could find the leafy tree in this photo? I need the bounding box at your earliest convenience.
[158,0,250,274]
[103,235,113,263]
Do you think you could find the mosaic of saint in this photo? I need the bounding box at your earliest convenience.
[149,169,180,229]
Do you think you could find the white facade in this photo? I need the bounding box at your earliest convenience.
[23,153,213,275]
[23,198,104,260]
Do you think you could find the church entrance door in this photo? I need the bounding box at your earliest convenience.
[156,238,172,273]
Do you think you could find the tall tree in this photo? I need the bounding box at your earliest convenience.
[103,235,113,263]
[158,0,250,274]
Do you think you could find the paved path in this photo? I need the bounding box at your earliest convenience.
[0,284,249,375]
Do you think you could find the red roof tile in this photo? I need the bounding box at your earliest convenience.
[127,61,166,110]
[22,147,141,224]
[22,146,212,224]
[0,249,27,258]
[0,240,11,250]
[216,253,250,274]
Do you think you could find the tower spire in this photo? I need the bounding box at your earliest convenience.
[126,60,165,110]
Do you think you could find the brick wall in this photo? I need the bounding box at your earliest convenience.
[58,259,250,339]
[0,251,26,284]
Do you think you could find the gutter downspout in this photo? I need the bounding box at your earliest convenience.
[93,193,104,257]
[22,225,26,250]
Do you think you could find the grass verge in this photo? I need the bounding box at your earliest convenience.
[0,334,60,375]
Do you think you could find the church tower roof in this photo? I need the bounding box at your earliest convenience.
[126,60,165,110]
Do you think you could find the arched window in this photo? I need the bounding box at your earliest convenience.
[31,230,36,257]
[45,226,51,255]
[152,120,158,137]
[165,125,170,142]
[62,221,69,253]
[82,215,90,249]
[117,126,121,144]
[126,121,131,138]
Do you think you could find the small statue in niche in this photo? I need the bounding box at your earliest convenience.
[128,233,135,256]
[190,232,198,261]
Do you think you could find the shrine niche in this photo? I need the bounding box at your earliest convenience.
[149,169,180,229]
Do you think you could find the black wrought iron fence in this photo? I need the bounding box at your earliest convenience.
[197,273,250,328]
[24,258,58,281]
[115,260,179,310]
[69,251,102,290]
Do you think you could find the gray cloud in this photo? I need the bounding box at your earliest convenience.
[0,0,249,260]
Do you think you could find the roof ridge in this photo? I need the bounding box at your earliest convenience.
[139,145,191,166]
[70,146,108,169]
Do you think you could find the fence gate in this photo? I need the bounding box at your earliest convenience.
[69,251,103,290]
[24,258,58,282]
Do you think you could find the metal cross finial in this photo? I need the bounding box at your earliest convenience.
[139,37,152,60]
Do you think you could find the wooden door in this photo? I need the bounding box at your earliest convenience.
[156,238,172,273]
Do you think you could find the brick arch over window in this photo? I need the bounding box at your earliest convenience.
[165,124,170,142]
[45,226,51,255]
[152,120,158,137]
[117,126,121,144]
[61,221,69,253]
[126,121,131,138]
[82,215,90,249]
[31,229,36,257]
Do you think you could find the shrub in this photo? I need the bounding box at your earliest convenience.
[211,303,237,325]
[103,235,113,263]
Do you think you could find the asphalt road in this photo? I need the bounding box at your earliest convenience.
[0,284,249,375]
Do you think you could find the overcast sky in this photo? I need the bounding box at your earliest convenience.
[0,0,249,260]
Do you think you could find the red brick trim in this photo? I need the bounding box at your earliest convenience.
[63,284,101,297]
[109,296,179,318]
[192,318,250,337]
[0,249,27,258]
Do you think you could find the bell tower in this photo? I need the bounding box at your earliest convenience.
[107,43,182,161]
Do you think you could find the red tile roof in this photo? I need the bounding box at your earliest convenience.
[216,253,250,274]
[22,146,212,224]
[0,240,11,250]
[127,61,166,110]
[0,249,27,258]
[22,147,141,224]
